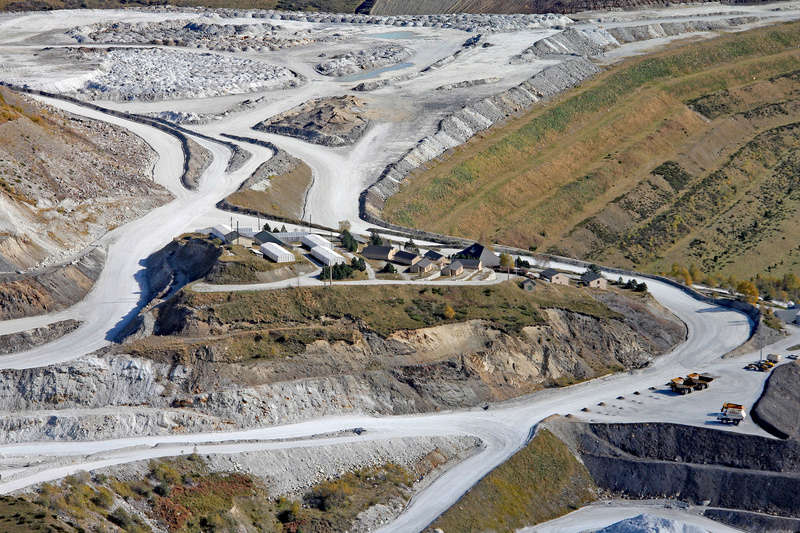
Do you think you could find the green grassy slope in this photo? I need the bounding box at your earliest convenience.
[428,428,597,532]
[383,22,800,284]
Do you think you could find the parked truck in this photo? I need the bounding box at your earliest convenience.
[686,373,714,390]
[768,353,782,364]
[670,377,693,395]
[719,403,746,425]
[758,360,776,372]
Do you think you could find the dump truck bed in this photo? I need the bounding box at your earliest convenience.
[722,402,744,411]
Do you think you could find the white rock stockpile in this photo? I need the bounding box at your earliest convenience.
[315,44,413,77]
[145,5,571,32]
[511,27,617,63]
[362,57,601,221]
[606,16,759,43]
[144,96,266,125]
[511,16,761,63]
[266,10,572,33]
[73,47,303,101]
[594,513,709,533]
[67,19,319,52]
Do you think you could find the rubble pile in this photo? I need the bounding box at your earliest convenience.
[63,47,303,101]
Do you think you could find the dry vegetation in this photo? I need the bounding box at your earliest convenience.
[428,428,597,532]
[9,456,419,533]
[128,280,624,369]
[384,21,800,281]
[224,160,313,221]
[179,280,619,337]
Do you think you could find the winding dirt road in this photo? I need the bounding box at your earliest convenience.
[2,7,796,530]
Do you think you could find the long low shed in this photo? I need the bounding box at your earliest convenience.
[274,231,308,243]
[209,224,232,241]
[311,245,345,266]
[302,233,332,249]
[260,242,294,263]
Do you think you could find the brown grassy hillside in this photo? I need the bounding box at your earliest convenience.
[383,21,800,281]
[427,428,597,532]
[366,0,759,15]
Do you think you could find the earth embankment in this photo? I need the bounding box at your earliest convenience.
[0,248,104,320]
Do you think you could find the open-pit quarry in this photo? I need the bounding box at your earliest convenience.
[1,2,800,531]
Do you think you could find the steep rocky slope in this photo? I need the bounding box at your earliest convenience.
[0,87,172,318]
[0,247,104,320]
[752,361,800,439]
[0,281,683,443]
[0,319,80,355]
[545,417,800,531]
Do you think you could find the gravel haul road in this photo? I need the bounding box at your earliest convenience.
[1,5,796,532]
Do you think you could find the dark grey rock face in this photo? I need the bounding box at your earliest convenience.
[704,508,800,533]
[752,362,800,439]
[547,419,800,521]
[0,319,81,355]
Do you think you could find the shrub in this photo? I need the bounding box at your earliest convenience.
[351,257,366,272]
[108,506,151,532]
[91,487,114,509]
[304,479,353,512]
[321,263,355,280]
[340,230,358,252]
[737,280,759,304]
[150,461,182,486]
[380,263,397,274]
[110,480,134,500]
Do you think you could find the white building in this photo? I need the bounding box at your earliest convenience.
[237,227,255,238]
[311,245,345,266]
[302,233,332,250]
[274,231,308,244]
[208,224,232,241]
[260,243,294,263]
